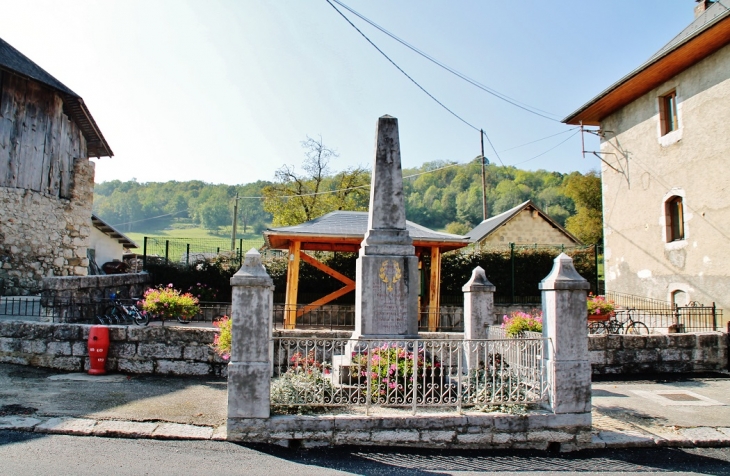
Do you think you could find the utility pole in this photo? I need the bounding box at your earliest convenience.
[480,129,489,221]
[231,193,240,251]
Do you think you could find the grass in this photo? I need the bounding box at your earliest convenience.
[124,227,264,252]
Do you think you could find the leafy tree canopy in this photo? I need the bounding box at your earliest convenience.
[93,145,602,242]
[261,137,370,226]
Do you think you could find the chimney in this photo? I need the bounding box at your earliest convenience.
[695,0,714,18]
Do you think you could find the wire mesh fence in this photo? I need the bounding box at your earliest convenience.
[142,237,264,268]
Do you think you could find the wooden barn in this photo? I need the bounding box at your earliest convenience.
[0,37,113,294]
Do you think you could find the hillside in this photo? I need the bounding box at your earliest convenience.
[93,162,597,240]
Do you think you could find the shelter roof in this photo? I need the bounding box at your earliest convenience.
[564,2,730,125]
[264,211,469,252]
[466,200,581,245]
[0,37,113,157]
[91,214,137,249]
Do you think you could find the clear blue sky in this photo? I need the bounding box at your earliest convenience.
[1,0,695,185]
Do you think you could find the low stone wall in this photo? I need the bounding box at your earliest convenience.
[3,321,726,378]
[589,332,729,374]
[0,321,226,376]
[227,412,592,451]
[43,273,150,302]
[40,273,151,323]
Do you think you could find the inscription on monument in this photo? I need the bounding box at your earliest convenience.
[376,259,407,333]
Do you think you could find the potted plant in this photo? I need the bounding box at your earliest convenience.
[141,284,200,324]
[501,310,543,337]
[587,294,615,321]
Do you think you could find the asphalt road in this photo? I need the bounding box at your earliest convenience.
[2,431,730,476]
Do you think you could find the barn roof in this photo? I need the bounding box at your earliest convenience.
[0,37,113,158]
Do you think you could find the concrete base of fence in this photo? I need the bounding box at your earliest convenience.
[227,411,592,451]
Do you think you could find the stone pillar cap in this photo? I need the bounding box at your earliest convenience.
[462,266,496,292]
[230,248,273,286]
[539,253,590,290]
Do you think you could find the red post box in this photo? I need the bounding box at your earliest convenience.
[88,325,110,375]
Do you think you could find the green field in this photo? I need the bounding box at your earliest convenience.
[124,227,264,253]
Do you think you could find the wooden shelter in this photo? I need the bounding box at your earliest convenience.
[263,211,469,330]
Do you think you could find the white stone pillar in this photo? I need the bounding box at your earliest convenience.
[227,249,274,419]
[462,266,496,370]
[539,253,591,414]
[463,266,497,340]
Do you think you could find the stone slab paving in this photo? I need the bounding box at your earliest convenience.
[92,420,159,438]
[35,417,97,435]
[590,412,658,448]
[0,416,42,430]
[152,422,214,440]
[680,427,730,446]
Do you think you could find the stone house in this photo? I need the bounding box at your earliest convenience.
[89,214,137,272]
[563,1,730,316]
[466,200,581,248]
[0,37,113,295]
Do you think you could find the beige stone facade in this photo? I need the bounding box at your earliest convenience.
[479,208,579,247]
[468,200,580,249]
[598,44,730,315]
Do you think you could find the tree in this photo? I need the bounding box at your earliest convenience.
[262,137,370,226]
[236,181,271,234]
[563,171,603,244]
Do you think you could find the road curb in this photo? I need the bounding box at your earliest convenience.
[2,414,730,449]
[0,415,221,441]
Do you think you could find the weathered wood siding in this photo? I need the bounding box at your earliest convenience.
[0,71,87,198]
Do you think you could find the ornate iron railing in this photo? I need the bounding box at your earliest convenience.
[270,336,548,414]
[605,291,722,332]
[271,304,465,332]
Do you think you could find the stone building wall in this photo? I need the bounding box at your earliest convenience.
[0,159,95,295]
[481,209,578,246]
[600,43,730,317]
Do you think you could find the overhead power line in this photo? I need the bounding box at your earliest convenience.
[324,0,482,135]
[329,0,561,122]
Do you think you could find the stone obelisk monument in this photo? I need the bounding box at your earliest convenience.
[353,115,419,339]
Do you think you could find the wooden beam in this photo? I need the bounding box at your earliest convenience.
[300,242,360,252]
[284,240,301,329]
[296,251,356,318]
[299,251,355,286]
[428,246,441,332]
[297,283,357,318]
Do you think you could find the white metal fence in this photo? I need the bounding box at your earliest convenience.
[271,336,548,414]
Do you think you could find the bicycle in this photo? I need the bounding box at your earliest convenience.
[588,307,650,335]
[97,294,149,326]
